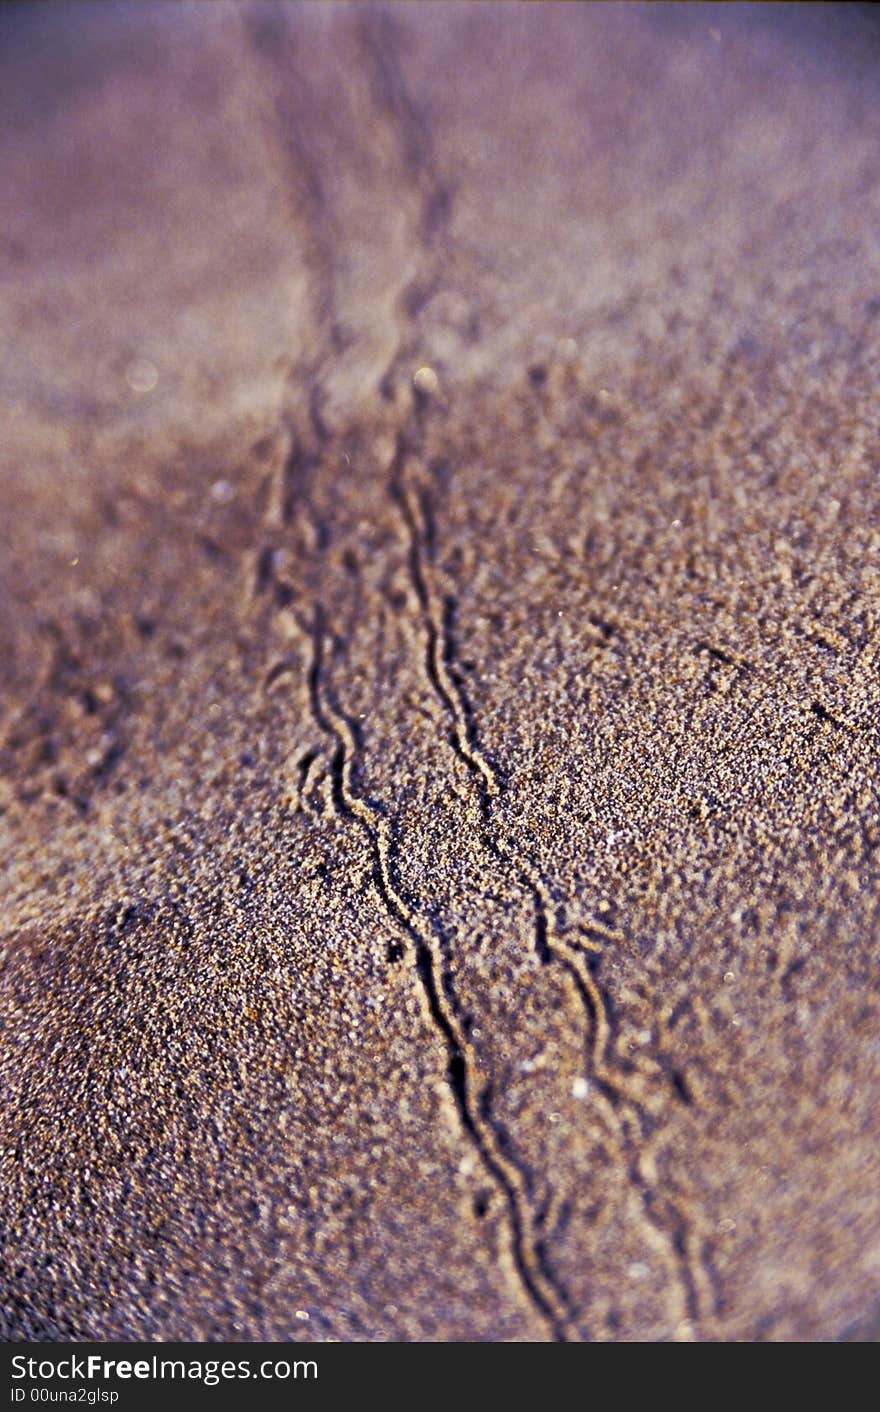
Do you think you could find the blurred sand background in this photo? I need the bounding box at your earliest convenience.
[2,1,880,1340]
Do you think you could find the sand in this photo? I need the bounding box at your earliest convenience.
[1,1,879,1341]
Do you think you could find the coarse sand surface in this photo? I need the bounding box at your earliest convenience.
[2,2,880,1341]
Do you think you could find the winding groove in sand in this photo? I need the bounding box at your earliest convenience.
[257,6,718,1338]
[301,604,575,1341]
[388,429,719,1337]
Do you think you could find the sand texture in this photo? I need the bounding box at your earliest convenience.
[2,2,880,1342]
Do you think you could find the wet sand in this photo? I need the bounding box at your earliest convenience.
[1,2,880,1341]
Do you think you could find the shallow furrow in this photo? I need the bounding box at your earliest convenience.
[299,605,576,1342]
[390,445,718,1336]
